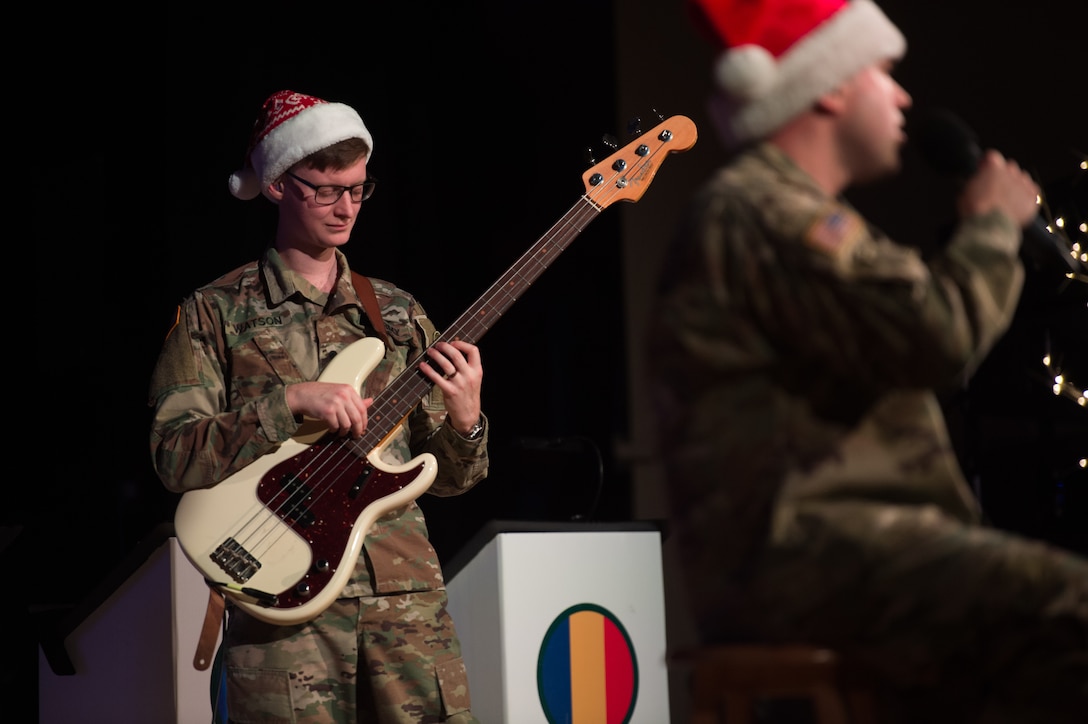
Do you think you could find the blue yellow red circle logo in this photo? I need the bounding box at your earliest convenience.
[537,603,639,724]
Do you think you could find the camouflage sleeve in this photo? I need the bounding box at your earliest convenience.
[402,302,489,498]
[412,406,490,497]
[930,210,1027,374]
[147,293,299,493]
[726,197,1025,395]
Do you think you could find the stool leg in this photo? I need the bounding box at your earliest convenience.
[844,688,880,724]
[691,674,754,724]
[724,693,753,724]
[811,687,849,724]
[692,709,719,724]
[690,669,720,724]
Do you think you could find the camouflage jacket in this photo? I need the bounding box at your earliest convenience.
[650,143,1024,577]
[149,247,489,597]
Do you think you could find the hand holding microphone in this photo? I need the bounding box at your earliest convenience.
[958,149,1040,230]
[913,109,1078,273]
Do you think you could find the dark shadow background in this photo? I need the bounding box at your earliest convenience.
[16,0,1087,717]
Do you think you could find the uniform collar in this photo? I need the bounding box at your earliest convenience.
[260,247,355,309]
[749,142,828,198]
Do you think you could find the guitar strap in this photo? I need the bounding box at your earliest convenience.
[190,271,393,668]
[350,271,395,352]
[194,585,225,671]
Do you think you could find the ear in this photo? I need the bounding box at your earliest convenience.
[814,84,848,116]
[267,178,286,201]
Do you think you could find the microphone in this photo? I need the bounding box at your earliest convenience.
[912,109,1078,274]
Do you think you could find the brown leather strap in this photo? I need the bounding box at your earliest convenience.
[351,271,394,351]
[193,585,226,671]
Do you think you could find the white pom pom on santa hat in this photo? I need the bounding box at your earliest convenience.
[228,167,260,201]
[714,45,779,100]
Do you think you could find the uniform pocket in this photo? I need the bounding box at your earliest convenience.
[225,666,295,724]
[435,657,474,717]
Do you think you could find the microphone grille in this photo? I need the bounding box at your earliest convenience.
[912,108,982,178]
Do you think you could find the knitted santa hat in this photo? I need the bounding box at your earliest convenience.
[689,0,906,148]
[228,90,374,201]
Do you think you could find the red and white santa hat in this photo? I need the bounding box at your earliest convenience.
[689,0,906,148]
[228,90,374,201]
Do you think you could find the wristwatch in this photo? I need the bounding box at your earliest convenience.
[464,417,485,440]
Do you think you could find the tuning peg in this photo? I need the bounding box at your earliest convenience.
[651,108,665,121]
[628,117,643,136]
[601,134,619,150]
[584,146,597,166]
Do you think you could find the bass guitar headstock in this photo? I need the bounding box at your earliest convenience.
[581,113,697,209]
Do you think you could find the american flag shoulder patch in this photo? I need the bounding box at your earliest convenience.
[803,209,864,257]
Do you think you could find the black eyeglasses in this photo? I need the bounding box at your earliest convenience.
[285,170,377,205]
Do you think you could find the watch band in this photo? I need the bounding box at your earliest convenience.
[465,417,485,440]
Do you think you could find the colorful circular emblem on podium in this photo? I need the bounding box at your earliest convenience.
[537,603,638,724]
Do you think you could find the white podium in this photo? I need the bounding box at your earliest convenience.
[38,527,222,724]
[445,520,670,723]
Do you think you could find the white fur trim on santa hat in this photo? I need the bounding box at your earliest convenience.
[229,101,374,201]
[710,0,906,149]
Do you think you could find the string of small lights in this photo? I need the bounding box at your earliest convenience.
[1038,153,1086,473]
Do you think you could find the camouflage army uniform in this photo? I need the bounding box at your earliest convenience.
[650,143,1088,723]
[149,246,488,723]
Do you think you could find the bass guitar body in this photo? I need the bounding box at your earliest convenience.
[173,337,438,625]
